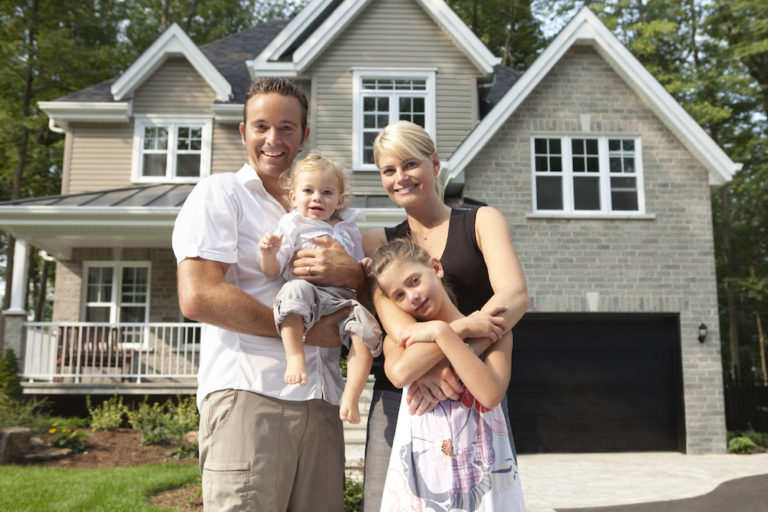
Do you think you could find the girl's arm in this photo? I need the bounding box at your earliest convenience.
[475,206,530,331]
[403,321,513,410]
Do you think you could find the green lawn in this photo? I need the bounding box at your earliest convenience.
[0,463,199,512]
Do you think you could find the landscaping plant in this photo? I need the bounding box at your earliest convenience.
[87,394,128,430]
[48,422,91,453]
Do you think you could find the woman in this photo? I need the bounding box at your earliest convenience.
[361,121,530,511]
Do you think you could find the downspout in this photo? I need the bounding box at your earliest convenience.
[48,118,65,134]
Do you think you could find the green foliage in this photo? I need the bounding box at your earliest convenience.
[0,394,47,429]
[127,396,199,458]
[0,463,200,512]
[728,435,758,454]
[47,422,91,453]
[344,478,363,512]
[87,395,129,431]
[0,349,22,401]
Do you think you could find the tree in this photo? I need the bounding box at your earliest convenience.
[446,0,546,71]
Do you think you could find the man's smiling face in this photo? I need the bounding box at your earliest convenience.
[239,92,309,184]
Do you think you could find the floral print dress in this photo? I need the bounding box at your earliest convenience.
[380,385,526,511]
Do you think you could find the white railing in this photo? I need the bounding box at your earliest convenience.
[22,322,201,384]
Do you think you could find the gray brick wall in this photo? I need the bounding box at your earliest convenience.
[463,45,726,454]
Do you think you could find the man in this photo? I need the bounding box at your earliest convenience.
[172,77,364,511]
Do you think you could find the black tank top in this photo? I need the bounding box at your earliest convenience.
[374,207,495,390]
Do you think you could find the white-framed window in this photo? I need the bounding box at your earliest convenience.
[352,68,437,171]
[82,262,151,323]
[531,136,645,215]
[132,115,212,183]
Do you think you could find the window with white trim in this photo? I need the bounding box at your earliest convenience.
[352,69,436,170]
[531,136,644,214]
[82,262,150,323]
[132,116,212,182]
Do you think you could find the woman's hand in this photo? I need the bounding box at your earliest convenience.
[406,360,464,415]
[452,306,508,342]
[399,321,449,347]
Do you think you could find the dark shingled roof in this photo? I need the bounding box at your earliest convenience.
[479,64,522,119]
[53,20,290,104]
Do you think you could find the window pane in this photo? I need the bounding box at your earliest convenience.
[573,157,585,173]
[120,306,146,323]
[549,156,562,172]
[550,139,561,154]
[534,138,547,154]
[586,139,598,154]
[572,139,583,154]
[377,97,388,110]
[177,154,201,177]
[609,139,620,151]
[363,97,375,110]
[413,97,425,112]
[121,267,148,303]
[611,177,638,211]
[85,306,110,323]
[412,114,425,127]
[610,157,622,173]
[377,114,388,128]
[363,131,378,164]
[87,267,113,303]
[143,154,166,176]
[623,140,635,151]
[623,157,634,173]
[536,176,563,210]
[363,114,376,129]
[573,177,600,210]
[587,156,599,172]
[143,127,168,150]
[535,156,548,172]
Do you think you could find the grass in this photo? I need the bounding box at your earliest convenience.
[0,463,200,512]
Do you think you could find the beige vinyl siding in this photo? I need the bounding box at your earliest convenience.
[211,121,246,174]
[133,57,216,115]
[66,123,134,193]
[306,0,483,194]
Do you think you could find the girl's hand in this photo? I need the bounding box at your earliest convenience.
[454,307,508,342]
[258,232,283,255]
[399,321,448,347]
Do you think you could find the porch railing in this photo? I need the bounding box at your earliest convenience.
[22,322,201,384]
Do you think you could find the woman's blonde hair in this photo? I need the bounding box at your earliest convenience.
[372,121,444,200]
[282,152,349,210]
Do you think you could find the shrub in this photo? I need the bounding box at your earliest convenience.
[728,435,758,454]
[127,400,176,445]
[87,395,128,431]
[344,478,363,512]
[48,422,91,453]
[0,393,47,429]
[0,349,22,401]
[168,395,199,433]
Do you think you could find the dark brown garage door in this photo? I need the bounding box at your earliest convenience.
[507,313,685,453]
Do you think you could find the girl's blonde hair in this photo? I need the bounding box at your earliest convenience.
[282,152,349,210]
[372,237,457,306]
[372,121,444,200]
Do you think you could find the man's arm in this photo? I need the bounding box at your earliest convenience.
[178,257,278,337]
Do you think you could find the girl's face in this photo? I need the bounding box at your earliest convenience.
[377,151,439,207]
[289,169,344,221]
[377,258,445,321]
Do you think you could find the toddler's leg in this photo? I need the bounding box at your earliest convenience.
[280,313,308,386]
[340,334,374,424]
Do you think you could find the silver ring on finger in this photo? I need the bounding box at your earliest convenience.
[307,266,313,276]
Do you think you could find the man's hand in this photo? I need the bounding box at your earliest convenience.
[405,359,463,415]
[291,236,365,290]
[304,308,351,348]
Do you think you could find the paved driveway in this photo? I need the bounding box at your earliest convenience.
[517,452,768,512]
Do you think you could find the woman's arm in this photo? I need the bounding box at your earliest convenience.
[475,207,530,330]
[402,321,513,410]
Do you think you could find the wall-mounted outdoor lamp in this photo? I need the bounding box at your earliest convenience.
[698,323,708,343]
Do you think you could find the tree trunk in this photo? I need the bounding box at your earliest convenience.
[161,0,170,30]
[33,257,49,322]
[720,186,740,381]
[184,0,201,33]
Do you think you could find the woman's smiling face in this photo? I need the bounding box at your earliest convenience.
[377,151,439,207]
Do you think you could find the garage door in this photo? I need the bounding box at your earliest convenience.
[507,313,685,453]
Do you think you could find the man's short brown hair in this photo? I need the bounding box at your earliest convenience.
[243,77,309,135]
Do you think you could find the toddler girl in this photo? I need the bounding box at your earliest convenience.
[259,153,381,423]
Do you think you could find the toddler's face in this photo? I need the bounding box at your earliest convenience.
[376,259,444,321]
[289,169,344,221]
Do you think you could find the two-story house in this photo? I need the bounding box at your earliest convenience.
[0,0,738,454]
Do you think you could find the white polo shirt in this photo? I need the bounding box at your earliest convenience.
[172,164,344,410]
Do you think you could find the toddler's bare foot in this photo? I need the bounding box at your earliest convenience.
[285,355,308,386]
[339,395,360,424]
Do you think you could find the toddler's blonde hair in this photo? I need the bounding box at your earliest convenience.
[283,152,349,210]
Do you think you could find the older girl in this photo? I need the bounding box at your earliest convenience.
[372,238,525,511]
